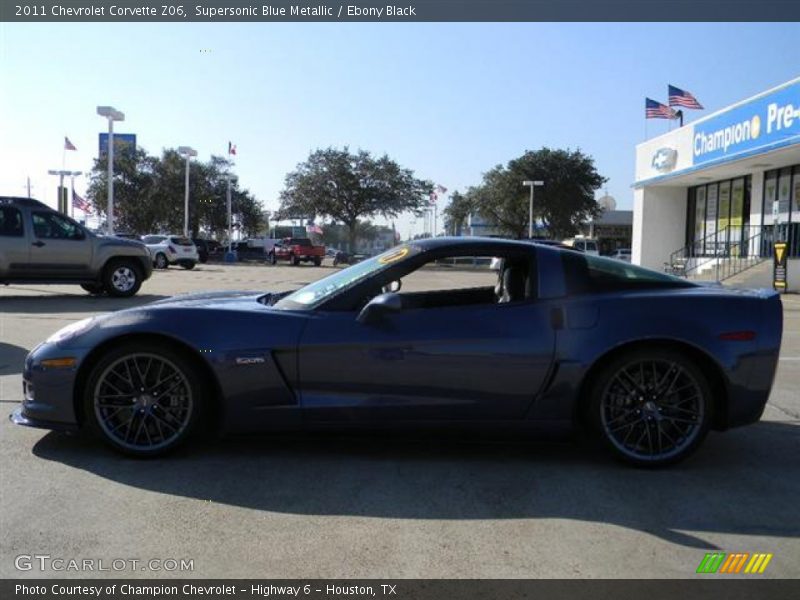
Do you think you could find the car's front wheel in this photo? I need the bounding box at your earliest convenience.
[154,253,169,269]
[102,260,143,297]
[588,348,712,467]
[83,344,204,457]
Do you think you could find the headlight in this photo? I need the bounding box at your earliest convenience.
[46,317,95,344]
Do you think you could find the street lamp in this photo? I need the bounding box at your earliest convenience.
[522,180,544,239]
[47,169,82,215]
[178,146,198,237]
[96,106,125,234]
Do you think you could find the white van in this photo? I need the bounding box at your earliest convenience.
[562,237,600,255]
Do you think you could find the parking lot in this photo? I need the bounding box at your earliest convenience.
[1,263,799,579]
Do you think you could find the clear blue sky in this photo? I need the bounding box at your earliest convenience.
[1,22,798,237]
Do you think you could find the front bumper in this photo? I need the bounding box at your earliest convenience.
[9,406,79,432]
[10,343,83,432]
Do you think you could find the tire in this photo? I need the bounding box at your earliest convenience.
[102,260,143,298]
[313,257,322,267]
[291,254,300,266]
[180,261,196,270]
[154,253,169,269]
[587,348,713,467]
[81,283,105,295]
[83,342,204,457]
[268,252,277,265]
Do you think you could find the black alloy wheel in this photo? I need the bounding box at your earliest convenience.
[589,348,712,467]
[84,344,204,457]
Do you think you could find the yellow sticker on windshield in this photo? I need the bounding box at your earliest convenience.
[378,247,410,264]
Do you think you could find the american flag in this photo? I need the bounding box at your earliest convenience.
[429,191,438,204]
[435,184,448,195]
[306,223,323,235]
[228,141,237,156]
[64,137,77,151]
[72,190,91,213]
[646,98,678,120]
[668,85,703,109]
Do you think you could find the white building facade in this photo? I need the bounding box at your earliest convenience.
[633,77,800,290]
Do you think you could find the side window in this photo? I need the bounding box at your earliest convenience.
[397,254,534,308]
[0,207,24,237]
[32,212,84,240]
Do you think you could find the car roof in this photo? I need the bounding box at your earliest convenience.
[0,197,50,209]
[408,236,572,254]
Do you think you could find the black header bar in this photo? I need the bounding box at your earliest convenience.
[2,1,798,22]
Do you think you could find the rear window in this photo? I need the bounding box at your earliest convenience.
[562,251,693,294]
[289,238,312,246]
[142,235,166,244]
[170,237,194,246]
[0,206,23,237]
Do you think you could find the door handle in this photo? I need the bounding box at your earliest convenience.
[32,241,45,248]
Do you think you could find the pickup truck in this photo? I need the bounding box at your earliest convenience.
[266,237,325,266]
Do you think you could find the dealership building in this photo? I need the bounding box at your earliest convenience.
[633,77,800,290]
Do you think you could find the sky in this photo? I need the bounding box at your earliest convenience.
[1,22,798,239]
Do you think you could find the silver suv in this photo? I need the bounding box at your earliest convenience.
[0,197,153,297]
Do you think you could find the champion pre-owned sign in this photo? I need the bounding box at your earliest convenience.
[693,79,800,165]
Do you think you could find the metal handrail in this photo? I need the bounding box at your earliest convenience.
[667,224,764,278]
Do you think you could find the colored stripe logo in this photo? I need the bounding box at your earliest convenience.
[697,552,773,574]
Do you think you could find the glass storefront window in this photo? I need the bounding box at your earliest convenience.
[694,186,706,255]
[705,184,719,255]
[763,172,777,226]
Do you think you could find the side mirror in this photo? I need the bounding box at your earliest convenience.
[357,293,402,325]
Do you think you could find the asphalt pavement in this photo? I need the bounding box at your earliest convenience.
[1,263,798,579]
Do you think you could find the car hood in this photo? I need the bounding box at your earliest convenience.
[147,290,266,308]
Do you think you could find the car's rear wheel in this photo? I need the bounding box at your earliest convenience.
[81,283,105,295]
[588,348,712,467]
[291,254,300,266]
[102,260,142,297]
[313,257,322,266]
[154,253,169,269]
[84,344,204,457]
[180,260,196,270]
[268,252,277,265]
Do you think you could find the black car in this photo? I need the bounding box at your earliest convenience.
[192,238,210,263]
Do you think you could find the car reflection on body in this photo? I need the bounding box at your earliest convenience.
[10,237,782,467]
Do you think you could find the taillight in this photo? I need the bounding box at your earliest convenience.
[719,331,756,341]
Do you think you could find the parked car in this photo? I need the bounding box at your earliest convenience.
[562,237,600,255]
[266,237,325,266]
[142,235,199,269]
[11,237,782,466]
[0,197,152,297]
[610,248,632,262]
[191,238,210,263]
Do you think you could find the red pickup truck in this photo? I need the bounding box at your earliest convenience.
[267,237,325,266]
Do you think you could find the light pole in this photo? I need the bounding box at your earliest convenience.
[178,146,197,237]
[47,169,82,215]
[96,106,125,234]
[522,180,544,239]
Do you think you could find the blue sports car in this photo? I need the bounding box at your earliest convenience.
[10,237,783,466]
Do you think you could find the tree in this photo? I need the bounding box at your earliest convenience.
[442,190,475,235]
[87,149,263,239]
[472,148,606,239]
[277,147,432,251]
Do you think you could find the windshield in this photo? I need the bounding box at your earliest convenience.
[274,245,418,310]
